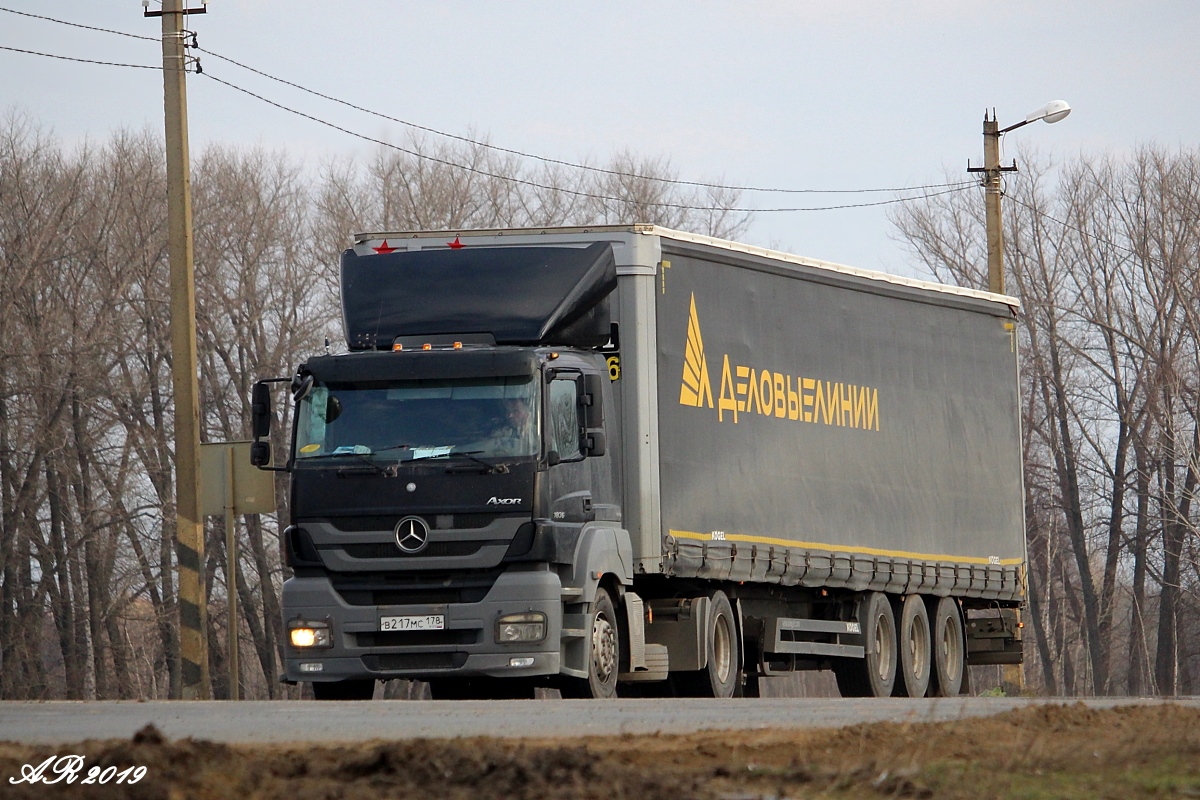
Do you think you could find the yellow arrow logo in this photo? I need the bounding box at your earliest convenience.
[679,293,714,409]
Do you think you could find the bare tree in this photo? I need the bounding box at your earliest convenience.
[892,145,1200,696]
[0,115,748,700]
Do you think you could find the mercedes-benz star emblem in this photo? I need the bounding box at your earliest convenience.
[394,516,430,554]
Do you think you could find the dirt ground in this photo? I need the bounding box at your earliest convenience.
[2,703,1199,800]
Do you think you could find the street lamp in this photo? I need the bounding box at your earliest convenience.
[968,100,1071,295]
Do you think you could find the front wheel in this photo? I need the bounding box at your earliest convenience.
[559,587,620,698]
[311,679,375,700]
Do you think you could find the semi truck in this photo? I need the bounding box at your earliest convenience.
[251,224,1026,700]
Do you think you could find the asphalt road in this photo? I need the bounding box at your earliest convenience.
[2,696,1198,744]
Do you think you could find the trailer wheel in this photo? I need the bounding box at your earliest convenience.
[893,594,932,697]
[928,596,965,697]
[673,590,739,698]
[311,679,375,700]
[833,592,896,698]
[559,587,620,698]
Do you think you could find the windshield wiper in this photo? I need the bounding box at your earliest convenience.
[403,448,510,474]
[299,450,396,476]
[446,450,511,474]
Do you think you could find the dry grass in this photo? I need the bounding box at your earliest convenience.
[2,703,1198,799]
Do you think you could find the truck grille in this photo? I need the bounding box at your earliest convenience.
[340,541,484,559]
[354,629,479,647]
[331,569,502,607]
[330,514,499,532]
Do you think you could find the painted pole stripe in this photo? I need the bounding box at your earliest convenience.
[176,542,201,573]
[179,597,202,631]
[668,529,1023,566]
[182,658,203,686]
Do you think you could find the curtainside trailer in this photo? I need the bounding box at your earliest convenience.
[251,224,1026,699]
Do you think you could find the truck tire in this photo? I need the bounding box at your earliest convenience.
[673,590,740,698]
[311,679,375,700]
[833,592,897,698]
[559,587,620,698]
[928,596,965,697]
[893,594,932,698]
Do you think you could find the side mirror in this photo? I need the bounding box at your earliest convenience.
[582,373,604,428]
[249,440,272,468]
[582,372,605,457]
[251,381,272,439]
[584,429,606,458]
[291,374,314,401]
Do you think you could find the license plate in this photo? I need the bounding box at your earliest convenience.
[380,615,445,632]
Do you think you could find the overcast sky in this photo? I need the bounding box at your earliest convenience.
[1,1,1196,279]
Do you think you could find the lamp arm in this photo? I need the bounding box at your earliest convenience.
[998,118,1033,135]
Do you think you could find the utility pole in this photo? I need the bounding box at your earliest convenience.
[968,111,1017,296]
[967,101,1072,696]
[968,102,1071,297]
[224,446,239,701]
[149,0,210,700]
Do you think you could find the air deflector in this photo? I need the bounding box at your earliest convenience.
[341,242,617,350]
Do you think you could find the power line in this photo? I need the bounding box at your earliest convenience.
[0,36,973,212]
[0,4,975,199]
[202,71,972,213]
[0,43,159,69]
[0,6,157,41]
[1006,195,1142,258]
[195,45,973,198]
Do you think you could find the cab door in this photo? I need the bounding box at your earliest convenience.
[544,371,593,527]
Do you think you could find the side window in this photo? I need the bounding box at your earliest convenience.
[548,379,582,461]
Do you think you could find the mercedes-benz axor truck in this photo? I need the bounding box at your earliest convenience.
[251,225,1026,700]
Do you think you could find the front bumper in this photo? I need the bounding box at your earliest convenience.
[282,564,562,683]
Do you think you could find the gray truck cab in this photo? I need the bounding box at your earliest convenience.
[255,239,636,698]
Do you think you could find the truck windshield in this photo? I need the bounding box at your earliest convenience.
[294,375,538,463]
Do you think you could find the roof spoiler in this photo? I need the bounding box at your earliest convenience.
[341,242,617,350]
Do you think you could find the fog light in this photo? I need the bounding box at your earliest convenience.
[299,662,324,673]
[289,621,331,649]
[496,612,546,643]
[509,657,535,668]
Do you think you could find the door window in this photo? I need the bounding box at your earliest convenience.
[547,379,582,461]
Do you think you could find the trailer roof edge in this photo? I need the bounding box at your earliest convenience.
[353,224,1022,311]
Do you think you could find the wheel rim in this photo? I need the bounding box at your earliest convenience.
[941,615,961,682]
[909,612,929,681]
[875,611,895,681]
[592,612,617,683]
[713,614,732,684]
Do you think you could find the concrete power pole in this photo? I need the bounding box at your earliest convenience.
[982,112,1005,296]
[971,103,1070,297]
[969,111,1017,296]
[151,0,210,700]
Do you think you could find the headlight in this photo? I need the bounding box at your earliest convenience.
[289,621,332,649]
[496,612,547,643]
